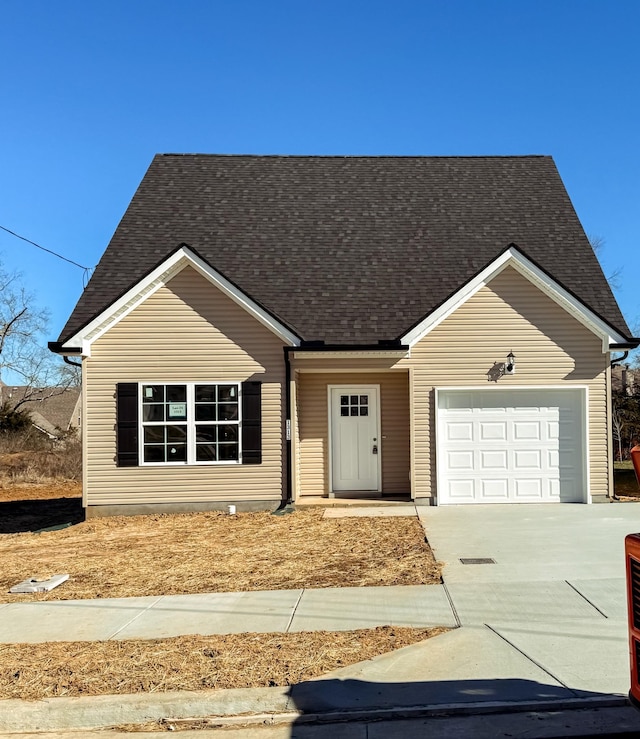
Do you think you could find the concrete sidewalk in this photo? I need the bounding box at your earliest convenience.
[2,503,640,734]
[0,585,456,643]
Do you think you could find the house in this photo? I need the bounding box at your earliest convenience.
[1,384,81,440]
[612,364,639,396]
[49,155,638,516]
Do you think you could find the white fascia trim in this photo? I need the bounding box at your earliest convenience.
[61,246,301,354]
[401,247,626,350]
[292,350,409,360]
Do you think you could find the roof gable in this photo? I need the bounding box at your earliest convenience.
[60,246,300,353]
[401,245,629,349]
[56,155,634,347]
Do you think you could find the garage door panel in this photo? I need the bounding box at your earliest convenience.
[446,422,474,441]
[514,479,543,498]
[438,389,585,505]
[480,450,508,469]
[447,450,474,470]
[513,421,543,441]
[480,422,507,440]
[481,479,509,499]
[448,479,475,499]
[513,449,542,469]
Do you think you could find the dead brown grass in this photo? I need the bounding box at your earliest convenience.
[0,506,441,601]
[0,627,448,700]
[0,440,82,484]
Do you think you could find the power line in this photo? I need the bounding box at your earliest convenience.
[0,224,94,285]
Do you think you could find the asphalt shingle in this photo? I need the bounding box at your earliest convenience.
[58,155,632,345]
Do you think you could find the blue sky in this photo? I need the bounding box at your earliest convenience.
[1,1,638,361]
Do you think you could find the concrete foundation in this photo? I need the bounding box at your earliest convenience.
[85,499,283,517]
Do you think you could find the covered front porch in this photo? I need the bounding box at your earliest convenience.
[291,365,412,503]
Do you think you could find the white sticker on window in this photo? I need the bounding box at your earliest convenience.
[168,403,187,417]
[145,387,154,398]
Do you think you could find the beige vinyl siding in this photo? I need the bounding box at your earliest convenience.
[84,266,286,506]
[296,372,410,496]
[408,266,609,501]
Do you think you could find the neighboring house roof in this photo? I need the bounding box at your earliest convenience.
[4,387,81,436]
[57,154,634,346]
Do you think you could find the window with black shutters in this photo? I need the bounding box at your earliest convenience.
[116,381,261,467]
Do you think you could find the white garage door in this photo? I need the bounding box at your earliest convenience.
[437,389,586,504]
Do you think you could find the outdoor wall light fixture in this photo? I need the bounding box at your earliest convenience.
[486,351,516,382]
[505,351,516,375]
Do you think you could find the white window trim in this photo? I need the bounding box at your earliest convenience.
[139,382,243,466]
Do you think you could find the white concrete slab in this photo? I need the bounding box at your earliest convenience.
[114,590,303,639]
[290,626,573,712]
[567,577,628,620]
[289,585,457,632]
[0,597,162,643]
[446,580,605,626]
[491,619,631,696]
[323,506,417,518]
[418,504,640,583]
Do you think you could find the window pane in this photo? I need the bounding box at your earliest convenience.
[144,445,165,463]
[218,385,237,402]
[218,443,239,461]
[195,404,216,421]
[166,385,187,402]
[218,403,238,421]
[166,425,187,443]
[218,424,238,442]
[340,396,348,406]
[143,404,164,422]
[350,395,358,404]
[350,407,358,416]
[196,425,217,443]
[341,407,348,416]
[196,444,217,461]
[195,385,216,403]
[167,444,186,461]
[360,396,368,405]
[167,402,187,420]
[143,385,164,403]
[360,406,368,416]
[144,426,165,443]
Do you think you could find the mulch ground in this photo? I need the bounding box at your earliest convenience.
[0,483,441,602]
[0,626,449,700]
[0,482,447,704]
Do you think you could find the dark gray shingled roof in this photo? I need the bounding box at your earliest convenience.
[58,155,633,345]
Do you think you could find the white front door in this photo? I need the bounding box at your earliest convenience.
[330,386,380,492]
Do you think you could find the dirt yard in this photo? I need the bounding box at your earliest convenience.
[615,461,640,500]
[0,626,448,700]
[0,483,441,601]
[0,481,446,702]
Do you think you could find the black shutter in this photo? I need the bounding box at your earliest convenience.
[241,381,262,464]
[116,383,139,467]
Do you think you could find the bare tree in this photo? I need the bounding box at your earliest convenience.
[612,402,625,462]
[0,259,75,410]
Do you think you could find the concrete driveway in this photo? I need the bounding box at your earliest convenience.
[417,502,640,696]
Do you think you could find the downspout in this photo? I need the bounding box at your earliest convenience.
[273,346,295,514]
[63,355,82,368]
[611,351,629,367]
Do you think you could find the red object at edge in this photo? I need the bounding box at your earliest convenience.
[631,445,640,490]
[626,533,640,709]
